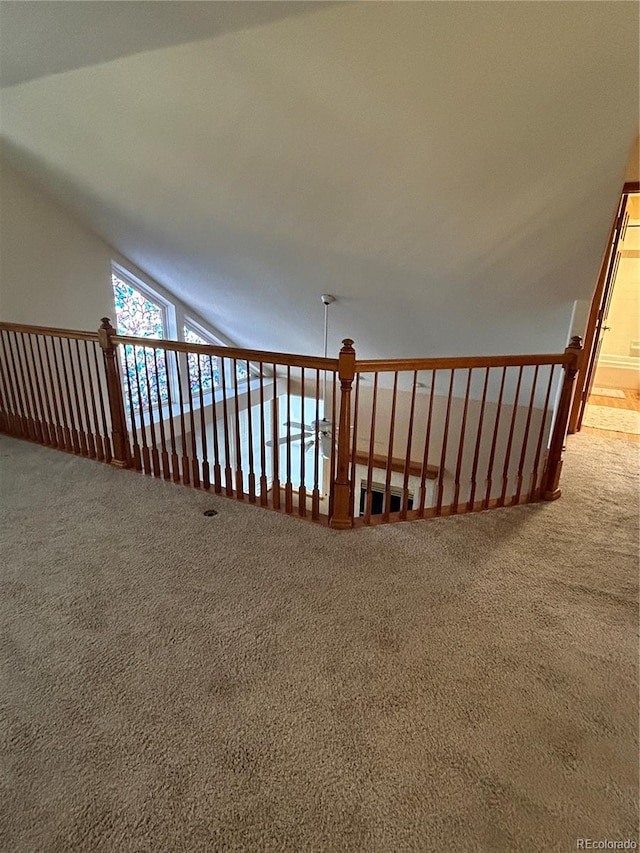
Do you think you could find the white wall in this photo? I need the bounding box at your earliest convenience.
[0,155,114,330]
[0,155,236,349]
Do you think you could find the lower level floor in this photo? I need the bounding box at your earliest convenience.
[582,387,640,442]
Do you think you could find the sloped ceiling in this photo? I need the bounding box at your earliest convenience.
[0,1,638,358]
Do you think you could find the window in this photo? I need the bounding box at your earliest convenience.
[113,274,166,340]
[236,360,248,382]
[112,263,248,412]
[112,270,170,409]
[184,324,220,393]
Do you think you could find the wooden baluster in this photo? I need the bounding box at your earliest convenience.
[197,352,209,489]
[417,370,436,516]
[57,336,81,453]
[152,347,170,479]
[185,351,200,488]
[3,330,28,439]
[6,330,27,437]
[452,368,472,513]
[312,368,321,519]
[483,366,507,509]
[259,361,268,505]
[298,367,306,517]
[209,355,222,492]
[10,331,32,440]
[91,340,112,463]
[542,337,583,500]
[133,345,152,475]
[328,370,337,518]
[513,365,539,504]
[33,335,55,446]
[65,337,88,455]
[6,332,27,439]
[142,345,161,478]
[220,357,233,495]
[285,365,292,513]
[271,364,280,509]
[383,371,399,522]
[232,358,243,499]
[122,345,141,470]
[399,371,418,520]
[50,336,73,451]
[499,366,523,507]
[329,339,356,529]
[28,333,49,445]
[18,332,43,443]
[529,364,557,501]
[467,367,490,511]
[162,347,178,480]
[247,359,256,503]
[44,335,64,449]
[74,340,95,457]
[435,369,455,516]
[174,350,189,484]
[0,352,9,435]
[17,332,42,442]
[363,372,379,524]
[349,373,361,520]
[0,331,18,436]
[97,319,130,467]
[83,340,102,459]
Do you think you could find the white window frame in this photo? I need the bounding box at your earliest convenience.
[112,263,182,418]
[111,261,177,340]
[111,260,267,424]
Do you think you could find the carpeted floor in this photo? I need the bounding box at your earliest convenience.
[0,432,638,852]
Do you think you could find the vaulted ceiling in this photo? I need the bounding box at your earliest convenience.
[1,1,638,358]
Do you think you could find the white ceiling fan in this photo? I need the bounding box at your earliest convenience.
[267,294,341,460]
[273,417,336,459]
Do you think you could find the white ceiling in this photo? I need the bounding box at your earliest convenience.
[1,1,638,358]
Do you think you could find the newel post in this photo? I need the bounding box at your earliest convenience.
[329,339,356,529]
[542,335,583,501]
[98,318,130,468]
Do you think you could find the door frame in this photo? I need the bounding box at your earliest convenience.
[568,181,639,434]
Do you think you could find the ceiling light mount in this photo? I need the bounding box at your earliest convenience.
[321,295,335,360]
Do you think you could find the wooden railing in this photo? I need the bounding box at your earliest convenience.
[0,322,113,462]
[0,319,582,529]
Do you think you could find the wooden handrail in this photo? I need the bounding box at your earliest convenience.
[112,334,338,371]
[355,352,570,372]
[0,323,337,369]
[0,322,566,373]
[0,321,99,342]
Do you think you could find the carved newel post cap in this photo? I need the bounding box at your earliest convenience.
[568,335,583,350]
[100,317,115,332]
[340,338,355,353]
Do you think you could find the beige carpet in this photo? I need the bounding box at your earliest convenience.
[0,433,638,852]
[582,404,640,435]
